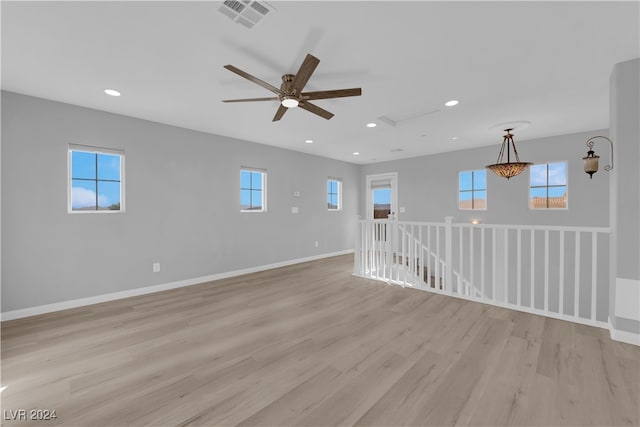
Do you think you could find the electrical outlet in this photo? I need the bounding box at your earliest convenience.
[314,241,319,247]
[291,206,299,214]
[152,263,160,273]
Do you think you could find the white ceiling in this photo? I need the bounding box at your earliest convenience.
[2,1,638,164]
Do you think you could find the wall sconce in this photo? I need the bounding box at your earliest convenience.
[583,136,614,179]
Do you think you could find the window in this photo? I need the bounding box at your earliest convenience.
[68,145,124,212]
[372,188,391,219]
[530,162,567,209]
[327,179,342,210]
[459,170,487,210]
[240,169,266,212]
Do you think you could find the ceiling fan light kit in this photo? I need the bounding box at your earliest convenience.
[486,128,532,180]
[281,96,299,108]
[222,53,362,121]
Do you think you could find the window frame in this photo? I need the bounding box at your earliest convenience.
[529,161,568,210]
[458,169,487,211]
[327,178,342,211]
[67,144,125,214]
[240,168,267,213]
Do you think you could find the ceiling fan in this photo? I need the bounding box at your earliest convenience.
[222,53,362,121]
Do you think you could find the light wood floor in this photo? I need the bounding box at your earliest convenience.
[2,254,638,427]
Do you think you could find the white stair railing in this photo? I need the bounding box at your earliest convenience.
[354,217,611,328]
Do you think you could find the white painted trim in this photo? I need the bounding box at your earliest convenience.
[1,249,354,322]
[609,317,640,346]
[614,277,640,321]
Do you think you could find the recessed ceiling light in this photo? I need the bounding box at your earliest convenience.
[353,152,360,155]
[366,123,377,128]
[305,139,313,144]
[452,137,458,140]
[445,99,459,107]
[104,89,121,97]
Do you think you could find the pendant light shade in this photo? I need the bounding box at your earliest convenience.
[486,128,532,180]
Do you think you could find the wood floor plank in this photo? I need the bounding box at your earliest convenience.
[2,254,638,427]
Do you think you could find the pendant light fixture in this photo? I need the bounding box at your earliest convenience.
[486,128,532,180]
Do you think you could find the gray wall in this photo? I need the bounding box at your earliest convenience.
[610,58,640,334]
[610,58,639,281]
[1,91,359,312]
[360,130,610,227]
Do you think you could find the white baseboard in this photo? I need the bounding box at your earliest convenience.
[1,249,354,322]
[608,317,640,346]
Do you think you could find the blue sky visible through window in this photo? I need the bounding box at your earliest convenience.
[459,170,486,209]
[530,162,567,209]
[327,180,340,210]
[71,151,121,211]
[373,188,391,218]
[240,170,264,211]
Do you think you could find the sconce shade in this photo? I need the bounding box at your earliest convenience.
[583,149,599,179]
[486,128,532,180]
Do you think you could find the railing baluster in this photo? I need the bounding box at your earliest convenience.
[428,225,432,287]
[517,228,522,306]
[559,230,564,315]
[481,227,486,301]
[530,230,535,310]
[419,226,424,286]
[436,225,440,290]
[492,228,497,301]
[459,226,463,294]
[504,228,509,304]
[574,232,581,318]
[411,224,416,286]
[470,227,474,297]
[544,229,549,312]
[591,231,598,321]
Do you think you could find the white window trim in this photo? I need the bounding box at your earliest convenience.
[68,144,125,214]
[458,169,487,211]
[528,161,569,210]
[327,178,342,211]
[240,167,267,213]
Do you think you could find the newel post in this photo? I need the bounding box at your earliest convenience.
[445,216,454,291]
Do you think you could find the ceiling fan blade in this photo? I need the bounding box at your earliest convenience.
[301,88,362,100]
[222,97,279,103]
[298,101,334,120]
[291,54,320,95]
[272,104,288,121]
[224,65,281,95]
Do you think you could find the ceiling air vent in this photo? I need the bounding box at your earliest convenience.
[218,0,275,29]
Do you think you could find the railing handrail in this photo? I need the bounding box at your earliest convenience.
[359,218,610,234]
